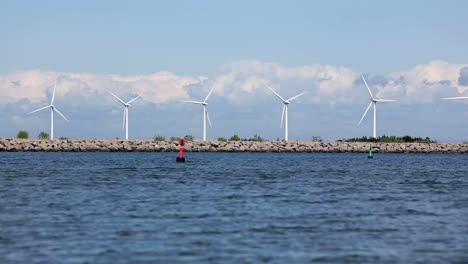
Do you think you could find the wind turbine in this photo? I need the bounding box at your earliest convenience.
[266,85,305,141]
[183,86,215,141]
[28,79,69,140]
[358,74,397,138]
[107,91,141,140]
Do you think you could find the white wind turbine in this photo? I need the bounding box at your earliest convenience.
[266,85,305,141]
[107,91,141,140]
[28,79,69,140]
[358,74,397,138]
[183,86,215,141]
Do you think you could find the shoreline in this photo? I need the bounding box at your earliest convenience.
[0,139,466,153]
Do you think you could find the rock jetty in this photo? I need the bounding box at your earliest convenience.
[0,138,466,153]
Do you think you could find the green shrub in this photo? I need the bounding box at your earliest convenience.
[342,135,436,143]
[229,134,240,141]
[59,137,69,140]
[311,136,323,142]
[249,134,264,142]
[218,137,227,142]
[17,130,29,139]
[184,135,194,141]
[153,135,165,141]
[169,136,179,142]
[38,131,50,139]
[415,137,436,144]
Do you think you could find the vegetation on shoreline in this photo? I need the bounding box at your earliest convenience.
[338,135,437,143]
[153,135,165,142]
[184,135,194,141]
[14,131,456,144]
[248,134,264,142]
[38,132,50,140]
[17,130,29,139]
[311,136,323,142]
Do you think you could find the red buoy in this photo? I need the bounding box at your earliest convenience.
[176,139,186,162]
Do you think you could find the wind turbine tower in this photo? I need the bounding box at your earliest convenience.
[183,86,215,141]
[107,91,141,140]
[266,85,305,141]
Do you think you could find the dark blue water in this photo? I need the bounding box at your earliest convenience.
[0,152,467,263]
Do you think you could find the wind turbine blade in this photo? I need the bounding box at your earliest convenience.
[442,96,468,100]
[375,99,397,102]
[51,79,57,105]
[206,109,212,128]
[182,100,204,105]
[287,92,306,102]
[361,74,374,99]
[53,108,69,121]
[107,90,126,105]
[127,95,141,104]
[203,86,215,103]
[28,105,51,115]
[358,102,373,125]
[266,85,285,102]
[280,104,285,128]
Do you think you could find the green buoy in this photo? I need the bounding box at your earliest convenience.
[368,145,373,158]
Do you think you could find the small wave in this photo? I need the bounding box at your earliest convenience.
[116,229,135,236]
[403,208,439,216]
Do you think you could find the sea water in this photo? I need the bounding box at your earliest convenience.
[0,152,467,263]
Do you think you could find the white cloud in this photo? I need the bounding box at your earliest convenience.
[210,59,358,104]
[386,60,468,102]
[1,60,467,109]
[0,71,57,103]
[0,71,205,106]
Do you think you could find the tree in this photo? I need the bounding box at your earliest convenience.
[169,136,179,142]
[17,130,29,139]
[38,131,50,140]
[229,134,240,141]
[218,137,227,142]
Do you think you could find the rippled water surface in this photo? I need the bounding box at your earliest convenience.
[1,152,467,263]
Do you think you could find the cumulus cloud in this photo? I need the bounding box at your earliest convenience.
[0,71,205,106]
[1,60,467,109]
[197,59,468,106]
[388,60,468,102]
[208,59,358,105]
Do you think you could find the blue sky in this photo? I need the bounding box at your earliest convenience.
[1,0,467,142]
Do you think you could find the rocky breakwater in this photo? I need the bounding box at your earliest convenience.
[0,139,181,152]
[0,138,467,153]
